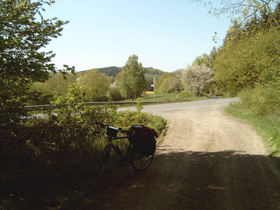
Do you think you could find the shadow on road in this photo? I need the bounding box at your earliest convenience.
[95,149,280,210]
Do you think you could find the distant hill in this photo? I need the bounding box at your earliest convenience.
[81,66,165,78]
[144,67,165,76]
[79,66,121,78]
[79,66,165,91]
[98,66,122,78]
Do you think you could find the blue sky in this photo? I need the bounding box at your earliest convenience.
[44,0,231,72]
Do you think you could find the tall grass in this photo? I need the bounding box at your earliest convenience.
[225,82,280,156]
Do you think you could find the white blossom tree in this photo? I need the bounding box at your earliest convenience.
[181,65,214,96]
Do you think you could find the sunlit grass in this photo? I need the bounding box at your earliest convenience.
[225,103,280,156]
[125,92,209,103]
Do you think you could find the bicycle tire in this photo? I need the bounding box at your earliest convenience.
[130,148,154,171]
[97,145,111,182]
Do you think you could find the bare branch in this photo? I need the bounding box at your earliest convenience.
[195,0,277,23]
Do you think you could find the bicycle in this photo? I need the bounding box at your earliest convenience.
[96,122,155,182]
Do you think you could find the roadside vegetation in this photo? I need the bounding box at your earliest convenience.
[225,103,280,156]
[214,2,280,156]
[225,83,280,156]
[1,85,167,209]
[123,92,209,103]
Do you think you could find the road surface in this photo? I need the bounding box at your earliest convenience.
[94,98,280,210]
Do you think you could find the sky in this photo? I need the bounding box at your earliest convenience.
[44,0,231,72]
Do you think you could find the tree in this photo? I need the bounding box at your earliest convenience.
[109,84,123,101]
[195,0,278,42]
[182,65,214,96]
[203,0,278,22]
[213,26,280,95]
[114,71,123,87]
[155,72,183,93]
[27,72,76,105]
[213,3,280,95]
[46,72,76,95]
[78,70,110,102]
[192,54,212,68]
[119,55,146,99]
[0,0,74,137]
[192,47,220,68]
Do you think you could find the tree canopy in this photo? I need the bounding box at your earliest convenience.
[78,70,110,102]
[213,3,280,95]
[203,0,278,22]
[0,0,73,136]
[119,55,146,99]
[192,47,219,68]
[156,72,183,93]
[182,65,214,96]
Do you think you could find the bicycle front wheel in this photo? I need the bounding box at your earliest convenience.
[97,145,111,182]
[130,149,154,171]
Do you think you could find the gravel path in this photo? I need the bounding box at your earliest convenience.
[93,99,280,210]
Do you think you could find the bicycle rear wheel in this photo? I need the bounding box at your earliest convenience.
[130,148,154,171]
[97,145,111,182]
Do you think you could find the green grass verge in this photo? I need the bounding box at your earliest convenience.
[224,102,280,156]
[125,92,209,103]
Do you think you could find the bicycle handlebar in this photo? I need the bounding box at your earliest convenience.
[96,122,107,128]
[96,122,130,134]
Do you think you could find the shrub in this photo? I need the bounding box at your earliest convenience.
[179,90,194,99]
[239,82,280,116]
[1,84,167,209]
[109,85,123,101]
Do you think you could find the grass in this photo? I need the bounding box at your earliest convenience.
[224,102,280,156]
[26,92,209,112]
[125,92,209,103]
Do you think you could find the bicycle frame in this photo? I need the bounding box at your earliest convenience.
[109,135,132,158]
[97,122,154,182]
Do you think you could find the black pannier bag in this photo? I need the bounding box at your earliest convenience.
[128,125,158,156]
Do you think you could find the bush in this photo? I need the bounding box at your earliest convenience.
[113,110,166,134]
[179,90,194,99]
[239,82,280,116]
[1,85,167,209]
[109,85,123,101]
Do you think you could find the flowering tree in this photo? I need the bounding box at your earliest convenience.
[181,65,214,96]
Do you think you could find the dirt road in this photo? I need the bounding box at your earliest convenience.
[94,99,280,210]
